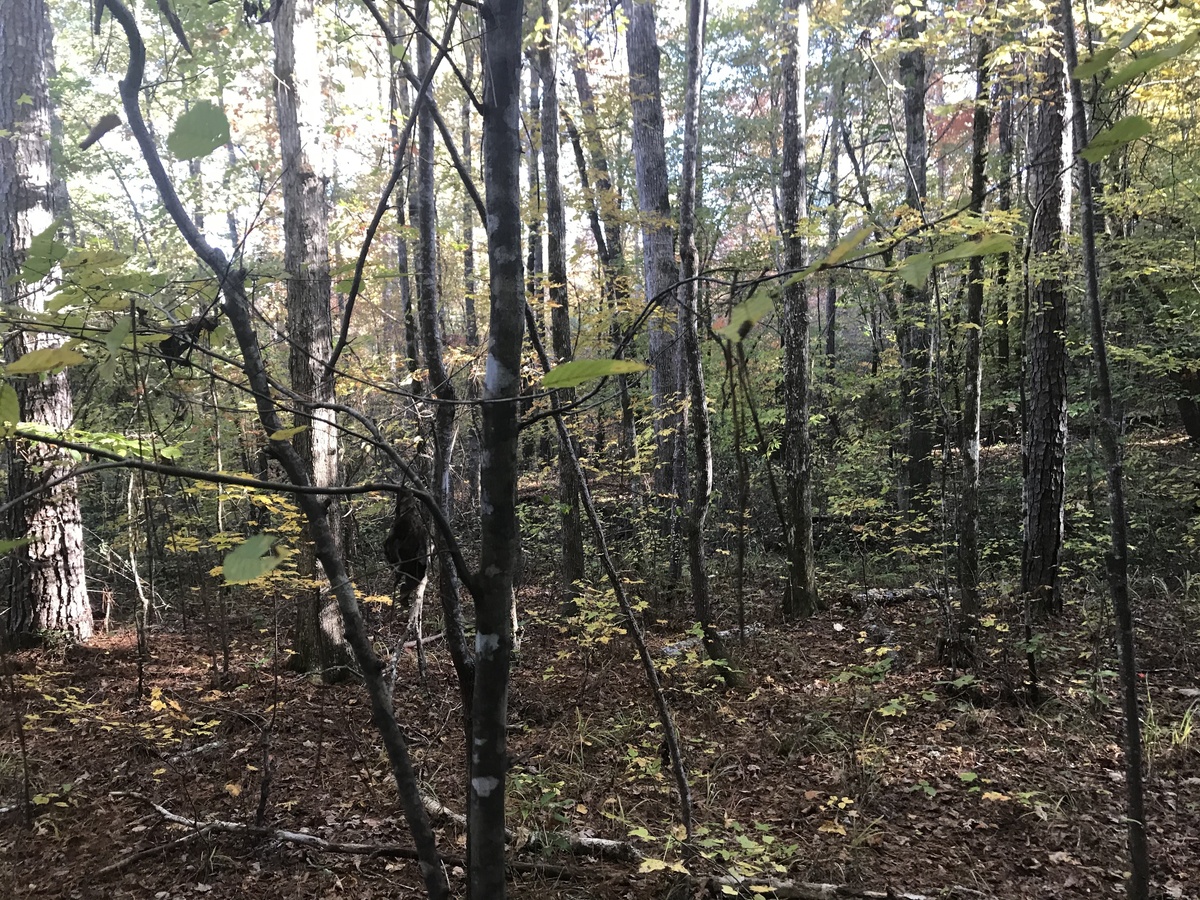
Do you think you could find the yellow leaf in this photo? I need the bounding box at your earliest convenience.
[981,791,1009,801]
[819,820,847,835]
[152,768,166,776]
[225,783,242,797]
[638,858,689,874]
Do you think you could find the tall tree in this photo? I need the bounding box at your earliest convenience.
[1022,13,1069,618]
[623,0,684,557]
[272,0,350,677]
[780,0,818,618]
[0,0,92,646]
[896,2,936,513]
[537,0,584,606]
[472,0,524,893]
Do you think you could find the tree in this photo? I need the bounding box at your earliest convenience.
[1023,10,1069,618]
[0,0,92,646]
[272,0,351,678]
[780,0,818,619]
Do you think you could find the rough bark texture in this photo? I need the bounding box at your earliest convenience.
[473,0,524,894]
[273,0,351,679]
[780,0,818,619]
[538,0,584,605]
[1022,17,1068,618]
[623,0,683,525]
[1060,7,1149,895]
[958,33,990,645]
[0,0,92,646]
[897,7,935,513]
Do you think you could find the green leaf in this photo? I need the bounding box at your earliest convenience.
[815,225,875,270]
[1073,46,1119,80]
[6,347,87,375]
[1104,30,1200,89]
[20,221,67,284]
[0,383,19,438]
[716,291,774,342]
[222,534,282,584]
[104,315,133,356]
[932,233,1014,263]
[268,425,309,441]
[958,771,979,782]
[167,100,231,161]
[1080,115,1152,163]
[541,358,648,389]
[897,252,933,288]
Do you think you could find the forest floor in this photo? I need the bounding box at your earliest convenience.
[1,567,1198,900]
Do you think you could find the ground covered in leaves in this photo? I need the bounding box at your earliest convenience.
[2,572,1198,899]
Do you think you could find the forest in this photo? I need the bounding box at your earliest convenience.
[1,0,1199,897]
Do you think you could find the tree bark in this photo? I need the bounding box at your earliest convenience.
[1022,15,1069,618]
[537,0,584,607]
[623,0,684,559]
[780,0,818,619]
[1060,7,1149,895]
[958,32,990,649]
[273,0,351,679]
[0,0,92,647]
[472,1,525,895]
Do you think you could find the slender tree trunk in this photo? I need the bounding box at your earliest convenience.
[1023,15,1069,618]
[995,89,1015,386]
[0,0,91,647]
[472,2,524,895]
[780,0,818,619]
[1060,7,1149,895]
[677,0,731,679]
[461,15,481,503]
[958,32,990,650]
[897,7,935,513]
[824,71,845,384]
[537,0,584,606]
[623,0,683,560]
[273,0,351,679]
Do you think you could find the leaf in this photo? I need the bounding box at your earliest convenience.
[269,425,309,441]
[1073,46,1118,80]
[541,358,648,389]
[637,858,689,874]
[958,771,979,782]
[818,820,846,835]
[933,233,1014,263]
[0,538,31,555]
[20,220,67,283]
[225,783,242,797]
[167,100,231,161]
[104,315,134,358]
[222,534,282,584]
[813,225,876,271]
[6,347,87,375]
[0,383,19,437]
[981,791,1009,801]
[897,252,933,288]
[717,291,774,342]
[1080,115,1152,164]
[1104,30,1200,89]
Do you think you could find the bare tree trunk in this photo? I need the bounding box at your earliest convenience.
[471,2,524,895]
[0,0,91,647]
[273,0,351,679]
[1022,15,1069,618]
[995,89,1015,386]
[823,70,845,388]
[897,6,935,514]
[957,32,990,651]
[780,0,818,619]
[623,0,684,564]
[537,0,584,607]
[1060,7,1149,895]
[461,15,481,504]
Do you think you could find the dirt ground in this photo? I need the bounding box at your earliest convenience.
[1,576,1197,899]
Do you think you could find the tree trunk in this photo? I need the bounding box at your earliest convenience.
[995,89,1015,386]
[897,6,935,513]
[0,0,92,647]
[1060,7,1150,895]
[461,13,481,504]
[472,2,524,895]
[623,0,684,558]
[1022,16,1069,618]
[537,0,584,607]
[958,32,990,650]
[780,0,818,619]
[273,0,351,679]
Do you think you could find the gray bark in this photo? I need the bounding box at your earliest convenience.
[780,0,818,619]
[0,0,91,646]
[273,0,351,679]
[472,0,525,894]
